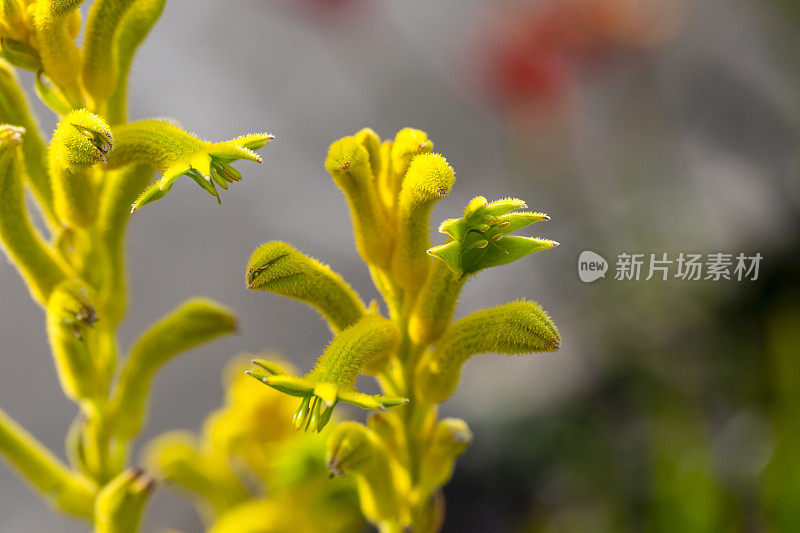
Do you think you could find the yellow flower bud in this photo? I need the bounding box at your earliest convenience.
[0,126,69,305]
[408,259,465,346]
[391,153,454,294]
[418,418,472,497]
[49,110,113,228]
[246,241,366,333]
[325,136,394,268]
[94,467,155,533]
[416,300,560,403]
[327,422,401,525]
[111,299,237,439]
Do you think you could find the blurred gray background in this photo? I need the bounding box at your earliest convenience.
[1,0,798,531]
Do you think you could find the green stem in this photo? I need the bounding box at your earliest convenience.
[0,149,71,305]
[0,405,97,518]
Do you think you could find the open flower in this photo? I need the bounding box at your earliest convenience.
[103,119,272,211]
[245,314,406,433]
[428,196,557,277]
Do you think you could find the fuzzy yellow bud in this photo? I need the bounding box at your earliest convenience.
[245,241,367,333]
[0,126,70,305]
[418,418,472,497]
[390,127,433,185]
[105,0,167,124]
[94,467,155,533]
[0,60,53,222]
[416,300,560,403]
[309,314,400,383]
[49,110,113,228]
[325,136,394,267]
[408,259,466,345]
[111,299,237,439]
[354,127,382,178]
[391,153,454,294]
[327,422,401,525]
[143,432,249,516]
[82,0,139,104]
[33,0,85,107]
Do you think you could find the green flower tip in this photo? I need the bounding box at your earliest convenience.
[428,196,557,277]
[131,132,274,213]
[245,359,406,433]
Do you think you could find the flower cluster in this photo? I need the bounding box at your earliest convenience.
[245,127,560,531]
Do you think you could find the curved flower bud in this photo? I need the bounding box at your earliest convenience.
[46,279,106,401]
[82,0,139,104]
[354,127,382,178]
[408,259,465,346]
[0,406,97,519]
[418,418,472,498]
[428,196,556,277]
[33,0,85,107]
[95,165,154,325]
[309,313,401,381]
[326,135,394,267]
[367,411,409,465]
[111,298,238,439]
[105,0,166,124]
[326,422,401,525]
[143,432,249,517]
[391,153,454,295]
[0,38,41,72]
[94,467,155,533]
[388,127,433,198]
[245,241,366,333]
[0,60,55,224]
[0,125,70,305]
[104,119,271,211]
[416,300,560,403]
[49,109,113,228]
[246,315,404,433]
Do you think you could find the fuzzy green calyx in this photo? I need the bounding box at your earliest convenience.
[104,119,272,211]
[246,315,405,433]
[416,300,560,403]
[245,241,366,333]
[429,196,556,277]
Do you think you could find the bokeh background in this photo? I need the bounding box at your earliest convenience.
[1,0,799,531]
